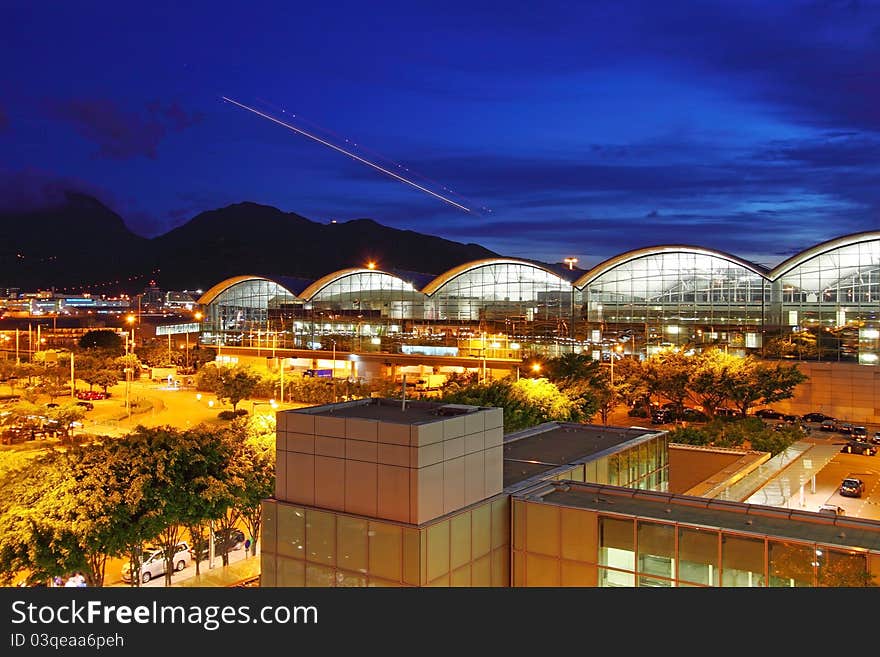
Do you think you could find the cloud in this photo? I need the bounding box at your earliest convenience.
[0,168,119,213]
[42,98,203,160]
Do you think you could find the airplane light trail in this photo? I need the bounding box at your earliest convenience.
[221,96,474,214]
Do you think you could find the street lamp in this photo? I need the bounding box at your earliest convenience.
[610,343,624,385]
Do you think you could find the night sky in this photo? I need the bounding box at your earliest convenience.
[3,0,880,270]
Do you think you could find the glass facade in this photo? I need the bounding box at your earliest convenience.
[426,261,572,330]
[306,270,426,321]
[198,233,880,364]
[582,249,766,352]
[261,496,510,587]
[545,434,669,492]
[512,500,877,587]
[202,277,299,347]
[771,237,880,363]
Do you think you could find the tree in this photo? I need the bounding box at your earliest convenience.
[45,403,86,443]
[81,369,120,393]
[727,360,808,417]
[230,415,276,558]
[687,349,743,418]
[78,330,124,354]
[139,425,236,585]
[749,423,800,456]
[439,378,578,433]
[643,350,692,415]
[217,369,261,412]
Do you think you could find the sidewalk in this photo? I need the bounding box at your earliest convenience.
[174,556,260,587]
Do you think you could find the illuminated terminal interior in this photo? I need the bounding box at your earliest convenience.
[197,231,880,364]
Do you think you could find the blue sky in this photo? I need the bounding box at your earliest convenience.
[2,0,880,269]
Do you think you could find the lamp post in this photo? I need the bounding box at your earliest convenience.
[610,343,623,385]
[125,314,136,420]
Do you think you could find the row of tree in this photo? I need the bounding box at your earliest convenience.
[0,416,274,587]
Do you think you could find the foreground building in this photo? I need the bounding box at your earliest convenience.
[260,398,880,587]
[198,231,880,364]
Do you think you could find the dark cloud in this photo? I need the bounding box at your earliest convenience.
[0,168,119,213]
[629,1,880,131]
[41,98,203,160]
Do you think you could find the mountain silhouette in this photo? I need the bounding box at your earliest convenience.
[0,194,500,293]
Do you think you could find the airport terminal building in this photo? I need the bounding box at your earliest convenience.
[197,231,880,364]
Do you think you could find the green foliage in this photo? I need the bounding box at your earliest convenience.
[78,330,124,354]
[666,426,711,446]
[217,369,261,411]
[614,348,809,420]
[749,424,801,455]
[439,378,579,433]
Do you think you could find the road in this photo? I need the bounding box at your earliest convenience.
[72,379,307,438]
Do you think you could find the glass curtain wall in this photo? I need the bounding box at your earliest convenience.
[305,271,427,350]
[771,238,880,363]
[583,251,766,353]
[590,515,871,587]
[425,263,573,345]
[202,278,299,347]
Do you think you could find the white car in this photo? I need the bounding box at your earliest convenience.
[122,542,191,583]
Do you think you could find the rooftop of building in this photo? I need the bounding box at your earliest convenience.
[520,480,880,552]
[289,397,486,425]
[503,422,664,491]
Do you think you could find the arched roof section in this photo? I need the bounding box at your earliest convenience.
[768,231,880,281]
[197,275,304,306]
[574,245,769,289]
[299,268,417,301]
[421,258,570,296]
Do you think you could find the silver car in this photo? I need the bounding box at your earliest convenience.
[122,542,191,583]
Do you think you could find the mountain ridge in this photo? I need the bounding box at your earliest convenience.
[0,193,505,293]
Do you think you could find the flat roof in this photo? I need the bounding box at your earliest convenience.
[523,481,880,552]
[290,397,484,425]
[503,422,664,490]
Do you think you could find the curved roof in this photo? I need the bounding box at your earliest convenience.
[298,267,417,301]
[196,274,304,306]
[574,245,769,289]
[768,231,880,281]
[421,258,571,296]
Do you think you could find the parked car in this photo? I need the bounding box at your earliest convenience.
[681,407,709,422]
[76,390,107,401]
[781,414,799,424]
[802,412,834,423]
[754,408,784,419]
[715,408,739,418]
[872,431,880,445]
[650,408,674,425]
[839,477,865,498]
[850,426,867,439]
[191,528,246,562]
[841,440,876,456]
[818,504,846,516]
[122,542,191,584]
[833,421,854,434]
[820,419,837,431]
[75,401,94,410]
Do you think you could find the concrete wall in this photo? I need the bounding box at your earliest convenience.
[275,406,504,525]
[765,360,880,424]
